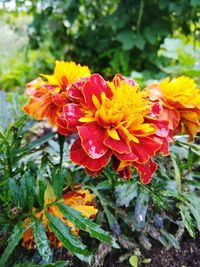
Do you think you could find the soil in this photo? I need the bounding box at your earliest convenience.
[141,234,200,267]
[53,233,200,267]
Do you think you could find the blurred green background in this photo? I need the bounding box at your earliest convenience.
[0,0,200,92]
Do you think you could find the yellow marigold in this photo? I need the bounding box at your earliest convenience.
[146,76,200,140]
[22,184,98,249]
[23,61,91,126]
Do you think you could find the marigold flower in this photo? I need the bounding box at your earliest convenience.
[57,74,171,184]
[146,76,200,140]
[22,184,98,249]
[23,61,91,125]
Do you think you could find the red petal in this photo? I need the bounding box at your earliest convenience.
[57,126,71,136]
[85,168,103,177]
[77,123,108,159]
[61,76,68,90]
[147,118,169,137]
[112,156,132,179]
[52,92,67,106]
[104,136,131,154]
[130,137,161,164]
[114,151,138,161]
[148,102,162,118]
[68,78,88,104]
[82,74,113,109]
[63,103,83,131]
[154,132,173,156]
[113,74,137,87]
[133,160,157,184]
[70,138,112,171]
[160,107,180,131]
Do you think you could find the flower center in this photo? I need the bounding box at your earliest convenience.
[80,81,156,142]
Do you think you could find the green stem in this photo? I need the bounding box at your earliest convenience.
[58,133,65,168]
[136,0,144,32]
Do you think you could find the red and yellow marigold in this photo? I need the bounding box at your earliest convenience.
[23,61,91,125]
[22,184,98,249]
[146,76,200,140]
[57,74,171,184]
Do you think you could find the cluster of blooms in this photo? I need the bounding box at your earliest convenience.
[22,184,98,249]
[24,61,200,184]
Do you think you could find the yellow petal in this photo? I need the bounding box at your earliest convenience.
[129,134,139,143]
[79,117,96,122]
[108,128,120,140]
[92,94,101,109]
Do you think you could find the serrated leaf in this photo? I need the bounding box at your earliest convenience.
[36,155,48,207]
[13,261,69,267]
[15,132,55,156]
[180,204,195,237]
[45,212,92,263]
[171,154,181,193]
[0,222,27,267]
[41,261,69,267]
[134,190,149,226]
[160,229,180,249]
[95,180,112,190]
[115,182,137,207]
[21,172,34,210]
[183,194,200,230]
[57,203,116,246]
[52,168,66,199]
[32,216,52,263]
[9,178,24,207]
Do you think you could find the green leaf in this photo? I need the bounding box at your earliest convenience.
[116,30,135,50]
[36,155,48,207]
[129,255,139,267]
[57,203,116,246]
[95,180,112,190]
[0,222,27,267]
[21,172,34,210]
[142,258,152,264]
[41,261,69,267]
[95,191,118,228]
[15,132,55,156]
[134,33,145,50]
[115,182,137,207]
[52,168,66,199]
[13,261,69,267]
[183,194,200,230]
[171,154,181,193]
[180,204,195,237]
[184,180,200,189]
[32,216,52,263]
[144,26,157,44]
[9,178,24,207]
[134,190,149,226]
[45,212,92,263]
[160,229,180,249]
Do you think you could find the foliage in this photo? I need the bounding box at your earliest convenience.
[0,1,200,266]
[0,93,115,266]
[0,0,200,92]
[1,89,199,265]
[158,37,200,85]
